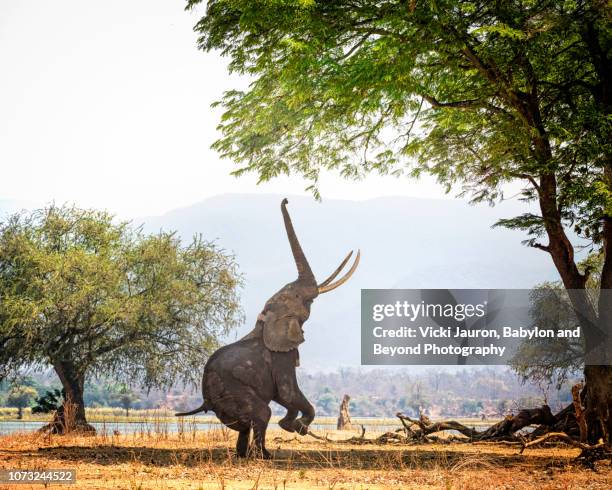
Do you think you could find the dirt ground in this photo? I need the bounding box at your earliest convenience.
[0,428,611,489]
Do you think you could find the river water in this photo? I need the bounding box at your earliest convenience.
[0,418,404,436]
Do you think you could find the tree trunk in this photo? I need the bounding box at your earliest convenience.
[40,361,95,435]
[17,406,23,420]
[536,172,611,446]
[583,365,612,444]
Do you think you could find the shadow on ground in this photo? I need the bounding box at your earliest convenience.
[3,444,575,471]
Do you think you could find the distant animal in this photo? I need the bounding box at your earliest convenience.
[176,198,360,458]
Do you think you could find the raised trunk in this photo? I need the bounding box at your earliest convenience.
[280,199,315,283]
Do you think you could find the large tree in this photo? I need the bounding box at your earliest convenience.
[0,205,243,432]
[188,0,611,443]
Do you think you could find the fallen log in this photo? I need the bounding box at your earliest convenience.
[396,412,479,440]
[530,402,579,438]
[307,425,413,445]
[300,395,606,460]
[395,405,556,442]
[307,406,563,446]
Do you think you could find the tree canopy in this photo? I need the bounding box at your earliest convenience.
[190,0,610,343]
[0,205,243,429]
[192,0,608,212]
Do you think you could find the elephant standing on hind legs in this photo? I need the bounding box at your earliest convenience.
[176,198,360,458]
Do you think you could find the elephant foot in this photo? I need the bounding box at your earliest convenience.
[292,419,310,436]
[247,445,272,459]
[278,417,296,433]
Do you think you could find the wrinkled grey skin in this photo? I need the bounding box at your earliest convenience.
[176,198,358,459]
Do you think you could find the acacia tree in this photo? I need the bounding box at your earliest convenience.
[0,205,242,432]
[189,0,611,443]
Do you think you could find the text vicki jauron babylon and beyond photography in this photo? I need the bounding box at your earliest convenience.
[372,325,581,341]
[360,289,589,366]
[370,325,581,360]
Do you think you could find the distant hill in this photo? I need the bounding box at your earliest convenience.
[143,194,559,370]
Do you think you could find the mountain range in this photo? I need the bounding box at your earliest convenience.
[0,193,561,369]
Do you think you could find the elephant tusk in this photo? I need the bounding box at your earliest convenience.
[317,250,353,288]
[318,250,360,294]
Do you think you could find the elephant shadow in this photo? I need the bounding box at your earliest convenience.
[28,443,562,470]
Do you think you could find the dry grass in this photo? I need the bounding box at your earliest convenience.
[0,425,610,489]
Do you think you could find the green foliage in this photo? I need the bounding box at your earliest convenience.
[0,205,243,391]
[32,388,65,414]
[191,0,610,245]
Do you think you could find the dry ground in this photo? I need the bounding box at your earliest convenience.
[0,426,610,489]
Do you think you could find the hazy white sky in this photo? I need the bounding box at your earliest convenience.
[1,0,452,218]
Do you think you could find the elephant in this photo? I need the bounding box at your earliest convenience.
[176,198,359,458]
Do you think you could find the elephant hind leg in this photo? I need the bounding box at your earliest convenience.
[213,392,272,459]
[249,397,272,459]
[236,428,250,458]
[215,411,251,458]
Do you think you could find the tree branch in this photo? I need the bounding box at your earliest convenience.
[531,242,551,253]
[520,432,605,453]
[422,94,482,109]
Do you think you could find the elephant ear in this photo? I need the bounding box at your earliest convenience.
[262,310,304,352]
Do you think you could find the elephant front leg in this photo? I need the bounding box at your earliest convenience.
[278,407,299,433]
[292,391,315,435]
[274,390,315,436]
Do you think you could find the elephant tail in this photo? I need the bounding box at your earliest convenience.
[175,401,210,417]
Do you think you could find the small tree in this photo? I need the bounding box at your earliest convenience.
[7,385,38,419]
[110,384,140,417]
[0,205,243,433]
[317,391,337,415]
[512,252,603,386]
